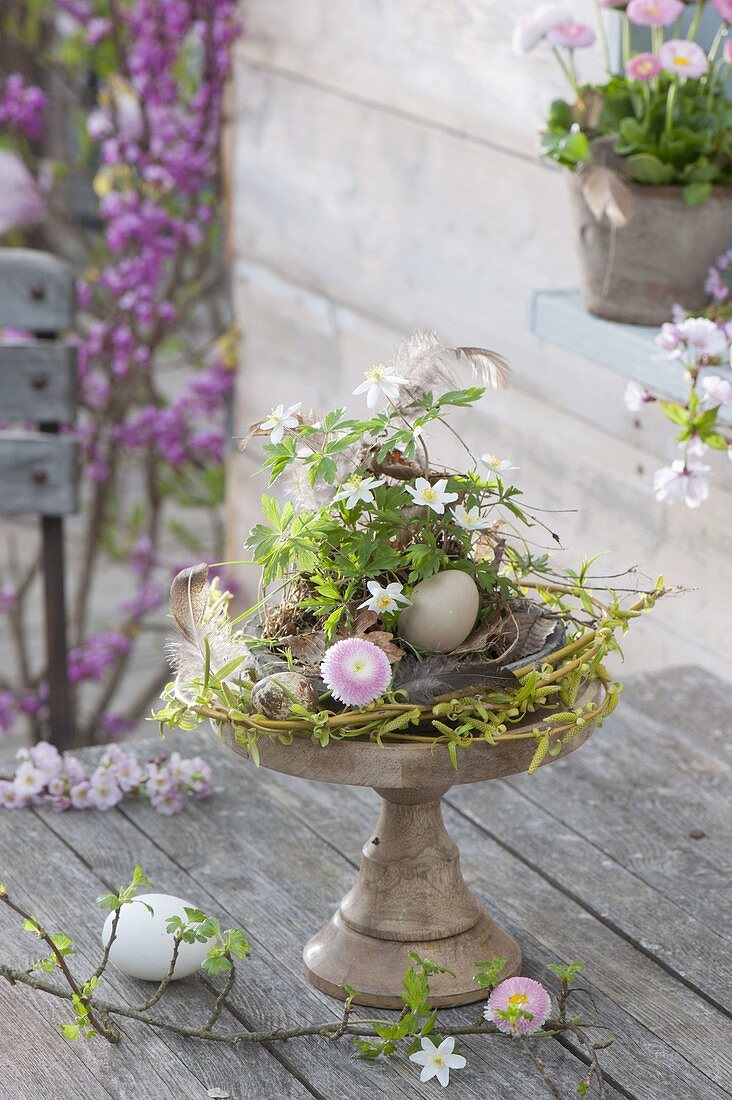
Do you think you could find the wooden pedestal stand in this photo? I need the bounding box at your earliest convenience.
[221,678,603,1008]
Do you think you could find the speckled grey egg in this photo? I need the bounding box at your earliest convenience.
[251,672,319,719]
[398,570,480,653]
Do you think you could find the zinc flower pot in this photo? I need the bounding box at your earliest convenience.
[216,677,604,1009]
[567,175,732,325]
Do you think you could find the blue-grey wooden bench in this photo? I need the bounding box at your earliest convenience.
[0,248,78,750]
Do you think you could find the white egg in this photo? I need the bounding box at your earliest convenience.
[101,892,211,982]
[398,569,480,653]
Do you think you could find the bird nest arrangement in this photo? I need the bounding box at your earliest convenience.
[154,331,667,773]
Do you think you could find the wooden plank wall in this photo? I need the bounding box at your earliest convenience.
[226,0,732,681]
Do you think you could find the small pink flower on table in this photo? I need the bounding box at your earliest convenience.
[485,976,552,1036]
[546,21,596,49]
[626,52,662,81]
[627,0,684,26]
[653,460,711,508]
[409,1036,466,1087]
[659,40,709,79]
[321,638,392,707]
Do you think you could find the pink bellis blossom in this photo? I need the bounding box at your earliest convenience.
[626,52,662,81]
[321,638,392,707]
[725,39,732,65]
[659,39,709,79]
[512,5,572,53]
[653,460,711,507]
[627,0,684,26]
[546,21,596,48]
[485,976,552,1036]
[0,150,45,236]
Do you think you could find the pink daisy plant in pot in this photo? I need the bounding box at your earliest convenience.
[516,0,732,323]
[153,332,666,1008]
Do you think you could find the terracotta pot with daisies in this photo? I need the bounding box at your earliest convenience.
[516,0,732,324]
[155,330,666,1007]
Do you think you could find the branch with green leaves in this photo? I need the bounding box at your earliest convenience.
[0,868,611,1096]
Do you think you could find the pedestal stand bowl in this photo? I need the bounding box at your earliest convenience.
[218,677,604,1008]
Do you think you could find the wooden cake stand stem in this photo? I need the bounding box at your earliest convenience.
[303,785,522,1008]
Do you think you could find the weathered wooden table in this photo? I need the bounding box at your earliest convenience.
[0,666,729,1099]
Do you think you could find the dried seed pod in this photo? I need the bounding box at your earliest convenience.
[251,672,319,719]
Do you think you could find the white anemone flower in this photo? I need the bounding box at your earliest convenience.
[404,477,458,514]
[480,454,518,476]
[512,4,572,54]
[352,364,407,408]
[332,475,384,509]
[453,504,493,531]
[358,580,410,614]
[409,1036,466,1087]
[653,460,711,508]
[259,402,301,444]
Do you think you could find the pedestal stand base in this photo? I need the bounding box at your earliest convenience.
[302,786,521,1008]
[304,909,521,1009]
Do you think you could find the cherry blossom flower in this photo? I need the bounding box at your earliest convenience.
[656,322,681,353]
[454,504,493,531]
[485,976,552,1036]
[260,403,301,445]
[409,1036,466,1087]
[624,380,655,411]
[13,762,46,799]
[512,5,572,54]
[546,21,596,48]
[626,52,662,81]
[352,364,407,408]
[0,782,22,809]
[700,375,732,407]
[332,475,384,509]
[0,150,45,236]
[627,0,684,27]
[358,580,410,614]
[89,767,124,810]
[321,638,392,707]
[404,477,459,514]
[653,460,711,508]
[660,317,728,365]
[481,454,518,476]
[659,40,709,79]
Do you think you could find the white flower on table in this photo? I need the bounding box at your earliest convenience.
[404,477,458,514]
[332,475,384,510]
[453,504,492,531]
[259,402,301,445]
[480,454,518,476]
[409,1036,466,1087]
[352,364,407,408]
[358,580,410,614]
[653,459,711,509]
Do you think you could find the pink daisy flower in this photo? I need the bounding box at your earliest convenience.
[484,976,552,1036]
[626,52,662,81]
[321,638,392,707]
[659,39,709,79]
[724,39,732,65]
[545,21,596,49]
[627,0,684,27]
[712,0,732,21]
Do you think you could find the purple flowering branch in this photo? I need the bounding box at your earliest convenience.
[0,0,241,745]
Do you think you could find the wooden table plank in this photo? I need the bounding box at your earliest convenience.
[0,809,311,1100]
[37,740,603,1100]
